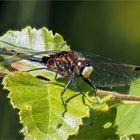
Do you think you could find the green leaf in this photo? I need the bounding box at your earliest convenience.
[3,71,93,139]
[115,78,140,137]
[0,26,70,52]
[69,108,118,140]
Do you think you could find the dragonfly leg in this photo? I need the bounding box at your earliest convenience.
[61,78,73,117]
[71,79,86,97]
[72,79,94,105]
[55,73,58,80]
[27,67,62,80]
[27,67,47,72]
[71,80,93,106]
[82,77,98,103]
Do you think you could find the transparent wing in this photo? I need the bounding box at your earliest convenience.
[81,52,140,87]
[0,40,61,66]
[0,40,36,55]
[0,40,36,66]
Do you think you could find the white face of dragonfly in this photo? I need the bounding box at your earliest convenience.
[82,66,93,78]
[77,60,94,78]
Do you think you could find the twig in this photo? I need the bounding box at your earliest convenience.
[97,89,140,101]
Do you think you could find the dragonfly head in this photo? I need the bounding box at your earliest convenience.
[77,60,93,78]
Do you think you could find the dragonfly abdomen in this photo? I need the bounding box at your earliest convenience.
[0,48,18,55]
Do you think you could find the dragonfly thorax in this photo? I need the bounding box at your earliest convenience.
[41,51,76,76]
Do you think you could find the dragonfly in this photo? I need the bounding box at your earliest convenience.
[0,40,140,114]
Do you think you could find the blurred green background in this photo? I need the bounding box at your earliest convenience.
[0,1,140,139]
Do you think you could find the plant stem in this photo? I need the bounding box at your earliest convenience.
[97,89,140,101]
